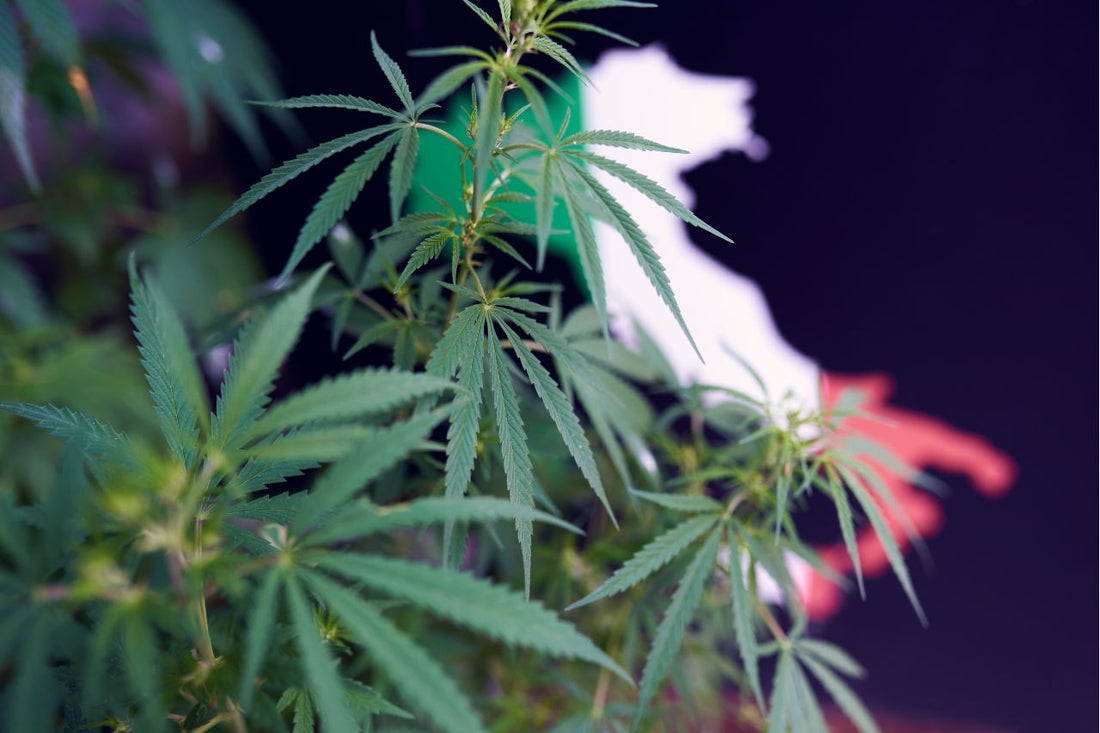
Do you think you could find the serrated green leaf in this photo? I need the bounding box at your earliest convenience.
[294,409,448,533]
[301,570,484,733]
[766,650,795,732]
[534,153,556,270]
[531,36,589,83]
[427,311,487,554]
[774,445,791,541]
[282,134,399,281]
[371,31,414,112]
[408,45,494,61]
[494,317,615,525]
[566,149,730,242]
[345,679,414,721]
[0,402,128,462]
[506,67,553,135]
[233,456,318,495]
[834,453,931,561]
[247,367,454,439]
[376,210,453,241]
[564,157,700,359]
[129,267,209,466]
[836,434,944,494]
[15,0,79,65]
[0,4,38,191]
[500,307,613,403]
[213,267,329,450]
[474,70,504,201]
[545,1,655,22]
[292,689,315,733]
[195,125,402,242]
[396,231,450,291]
[486,296,550,313]
[795,639,865,678]
[546,21,638,47]
[388,126,420,222]
[568,514,717,612]
[824,471,864,599]
[250,93,402,118]
[318,554,632,684]
[242,424,374,463]
[344,320,399,360]
[788,658,830,733]
[418,60,489,110]
[570,337,656,382]
[312,496,581,545]
[238,570,282,710]
[223,522,280,557]
[798,653,879,733]
[498,0,512,24]
[463,0,497,30]
[482,233,531,268]
[630,489,722,513]
[557,165,608,339]
[632,525,722,731]
[284,576,357,731]
[834,463,927,625]
[487,328,537,597]
[225,492,306,523]
[740,529,804,621]
[561,129,685,153]
[727,525,765,711]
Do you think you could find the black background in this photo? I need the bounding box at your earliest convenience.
[231,2,1098,729]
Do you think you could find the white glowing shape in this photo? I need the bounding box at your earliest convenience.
[717,543,813,605]
[582,46,821,416]
[197,35,224,65]
[331,222,352,243]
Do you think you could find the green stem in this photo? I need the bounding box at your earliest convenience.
[752,595,789,648]
[724,491,747,519]
[354,290,395,321]
[415,122,468,153]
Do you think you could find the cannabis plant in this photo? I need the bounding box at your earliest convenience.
[1,2,929,731]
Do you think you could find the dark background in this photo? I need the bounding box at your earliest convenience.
[231,2,1098,730]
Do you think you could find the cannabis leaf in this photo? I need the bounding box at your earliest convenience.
[632,525,722,731]
[145,0,297,157]
[567,514,719,611]
[129,265,210,466]
[0,2,38,191]
[282,134,400,280]
[728,525,764,709]
[485,315,539,596]
[212,267,329,450]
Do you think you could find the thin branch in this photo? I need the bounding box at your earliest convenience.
[415,122,468,153]
[354,290,395,320]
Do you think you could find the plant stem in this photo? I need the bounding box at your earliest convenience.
[724,491,747,519]
[752,596,789,648]
[415,122,468,153]
[193,514,218,701]
[499,338,548,354]
[354,290,394,320]
[591,667,611,720]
